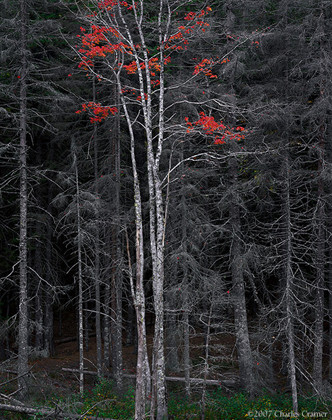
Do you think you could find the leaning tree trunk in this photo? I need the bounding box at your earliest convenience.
[17,0,29,398]
[229,156,254,396]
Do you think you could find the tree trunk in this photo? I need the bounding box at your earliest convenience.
[33,141,44,353]
[201,304,213,420]
[149,171,167,420]
[34,289,43,351]
[0,403,117,420]
[313,19,327,393]
[180,161,191,397]
[110,94,123,388]
[84,300,89,353]
[44,175,54,357]
[126,299,135,347]
[33,221,43,352]
[329,130,332,381]
[283,153,298,412]
[229,156,254,396]
[93,78,102,378]
[17,0,29,398]
[103,199,111,371]
[118,76,151,420]
[75,154,84,395]
[166,313,179,373]
[329,217,332,382]
[183,307,191,397]
[103,278,110,372]
[313,141,325,395]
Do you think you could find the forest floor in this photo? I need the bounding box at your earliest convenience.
[0,310,242,401]
[2,315,332,419]
[28,329,239,398]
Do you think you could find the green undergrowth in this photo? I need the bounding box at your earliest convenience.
[201,391,332,419]
[2,380,332,419]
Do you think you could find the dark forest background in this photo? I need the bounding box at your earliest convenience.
[1,0,332,418]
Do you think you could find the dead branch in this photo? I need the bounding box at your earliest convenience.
[0,402,117,419]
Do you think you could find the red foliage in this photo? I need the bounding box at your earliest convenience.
[185,112,246,144]
[77,24,133,70]
[123,56,167,75]
[75,3,244,140]
[76,102,118,123]
[193,58,217,78]
[97,0,135,10]
[165,7,212,51]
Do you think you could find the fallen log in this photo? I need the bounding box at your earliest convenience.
[61,368,238,387]
[62,367,105,376]
[0,402,117,419]
[55,333,96,345]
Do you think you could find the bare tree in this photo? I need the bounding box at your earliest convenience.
[17,0,29,399]
[74,151,85,396]
[92,78,102,379]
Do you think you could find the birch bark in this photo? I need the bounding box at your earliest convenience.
[92,78,102,378]
[117,73,151,419]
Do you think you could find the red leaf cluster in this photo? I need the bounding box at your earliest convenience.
[77,25,134,69]
[76,102,118,123]
[193,58,217,78]
[165,7,212,51]
[185,112,246,144]
[97,0,135,11]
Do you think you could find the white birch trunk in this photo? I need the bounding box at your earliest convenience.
[93,79,102,378]
[117,74,151,419]
[115,2,171,415]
